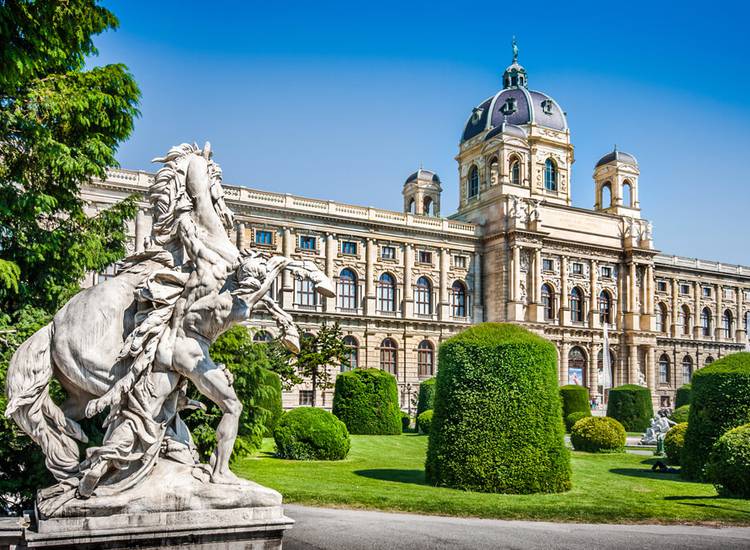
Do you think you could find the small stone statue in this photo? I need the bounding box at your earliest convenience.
[640,410,677,445]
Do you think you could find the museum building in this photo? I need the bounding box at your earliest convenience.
[83,51,750,410]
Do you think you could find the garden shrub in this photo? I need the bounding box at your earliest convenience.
[331,368,401,435]
[570,417,626,453]
[401,411,411,432]
[565,411,590,433]
[670,404,690,424]
[425,323,571,494]
[664,422,688,465]
[606,384,653,432]
[560,385,590,419]
[417,378,436,417]
[258,368,283,436]
[675,384,692,408]
[682,353,750,480]
[273,407,350,460]
[417,409,433,434]
[706,423,750,498]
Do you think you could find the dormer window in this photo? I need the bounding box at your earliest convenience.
[500,97,517,115]
[470,107,483,125]
[541,99,554,115]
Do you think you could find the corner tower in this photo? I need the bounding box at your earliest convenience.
[593,147,641,218]
[403,168,442,216]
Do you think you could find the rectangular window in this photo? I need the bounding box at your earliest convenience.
[745,290,750,302]
[299,235,317,251]
[381,246,396,260]
[702,286,712,298]
[542,259,554,272]
[600,266,613,279]
[572,262,583,275]
[680,284,690,295]
[295,279,317,307]
[453,255,467,269]
[723,288,734,300]
[418,251,432,265]
[341,241,357,255]
[299,390,314,406]
[254,229,273,246]
[656,281,667,292]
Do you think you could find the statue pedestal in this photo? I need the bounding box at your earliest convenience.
[18,458,294,549]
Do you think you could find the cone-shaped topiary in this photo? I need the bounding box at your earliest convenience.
[331,368,401,435]
[570,416,626,453]
[273,407,350,460]
[258,368,283,436]
[417,409,433,434]
[675,384,692,408]
[416,378,436,417]
[682,352,750,480]
[606,384,653,432]
[560,385,591,419]
[706,423,750,498]
[425,323,571,494]
[664,422,688,465]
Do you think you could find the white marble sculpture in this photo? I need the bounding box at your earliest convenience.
[640,413,677,445]
[4,142,334,518]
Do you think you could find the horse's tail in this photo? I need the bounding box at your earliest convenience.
[5,323,86,480]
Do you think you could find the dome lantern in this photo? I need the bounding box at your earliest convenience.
[502,37,528,89]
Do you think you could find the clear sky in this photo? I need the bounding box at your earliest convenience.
[94,0,750,264]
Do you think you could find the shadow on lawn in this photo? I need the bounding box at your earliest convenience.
[354,469,426,486]
[663,495,750,515]
[608,468,698,483]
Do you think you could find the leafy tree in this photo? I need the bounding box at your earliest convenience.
[264,339,303,390]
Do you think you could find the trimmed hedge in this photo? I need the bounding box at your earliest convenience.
[675,384,692,408]
[560,385,591,419]
[273,407,350,460]
[565,411,591,433]
[401,411,411,432]
[425,323,571,494]
[259,368,283,436]
[706,423,750,498]
[670,404,690,424]
[664,422,688,465]
[416,378,437,417]
[570,417,626,453]
[606,384,654,432]
[682,353,750,480]
[331,368,401,435]
[417,409,433,434]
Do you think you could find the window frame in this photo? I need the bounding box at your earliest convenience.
[337,268,358,310]
[417,340,434,377]
[415,276,433,316]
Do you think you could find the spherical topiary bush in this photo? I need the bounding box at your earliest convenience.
[417,409,433,435]
[273,407,350,460]
[570,417,626,453]
[682,353,750,480]
[670,404,690,424]
[675,384,692,408]
[565,411,591,433]
[664,422,688,465]
[706,423,750,498]
[606,384,654,432]
[425,323,571,494]
[560,385,591,419]
[416,378,436,417]
[331,368,401,435]
[401,411,411,432]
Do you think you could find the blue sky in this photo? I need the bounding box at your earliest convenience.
[95,1,750,264]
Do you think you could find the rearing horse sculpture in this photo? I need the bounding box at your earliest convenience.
[5,143,334,512]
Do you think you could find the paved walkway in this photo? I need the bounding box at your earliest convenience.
[283,505,750,550]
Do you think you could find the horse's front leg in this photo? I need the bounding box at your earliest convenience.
[172,335,242,485]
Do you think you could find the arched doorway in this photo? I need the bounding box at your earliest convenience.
[568,346,587,386]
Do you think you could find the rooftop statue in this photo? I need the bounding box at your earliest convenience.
[5,142,335,519]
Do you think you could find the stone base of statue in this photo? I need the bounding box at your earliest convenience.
[13,459,293,549]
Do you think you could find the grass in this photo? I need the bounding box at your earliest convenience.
[233,434,750,525]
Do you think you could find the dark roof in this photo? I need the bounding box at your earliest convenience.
[404,168,441,186]
[595,150,638,168]
[484,122,527,141]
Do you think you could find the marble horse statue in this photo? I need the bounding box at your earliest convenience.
[5,142,334,515]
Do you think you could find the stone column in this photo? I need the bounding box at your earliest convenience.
[281,227,294,309]
[737,286,745,343]
[134,209,147,253]
[645,345,656,393]
[693,280,701,339]
[473,252,483,323]
[671,278,679,337]
[236,222,248,250]
[324,233,337,313]
[590,259,599,329]
[716,283,723,340]
[403,244,414,318]
[532,248,542,322]
[629,262,637,313]
[628,344,638,384]
[560,342,570,386]
[439,248,450,320]
[511,245,520,302]
[365,239,376,315]
[560,256,569,326]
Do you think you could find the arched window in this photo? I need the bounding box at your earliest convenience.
[598,290,612,325]
[570,287,584,323]
[622,180,632,207]
[377,273,396,312]
[541,283,555,321]
[656,302,668,333]
[489,157,499,185]
[701,307,712,337]
[682,355,693,384]
[417,340,434,377]
[408,198,415,214]
[568,347,586,385]
[253,330,272,343]
[659,354,671,384]
[601,182,612,208]
[338,268,358,310]
[450,281,467,318]
[295,278,317,307]
[679,305,691,336]
[415,276,432,315]
[342,335,359,371]
[745,311,750,333]
[510,156,521,185]
[722,309,733,339]
[705,356,714,366]
[544,158,557,191]
[380,338,398,374]
[423,197,433,216]
[468,165,479,198]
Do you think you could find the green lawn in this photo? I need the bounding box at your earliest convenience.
[233,434,750,525]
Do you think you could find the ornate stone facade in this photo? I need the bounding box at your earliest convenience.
[82,51,749,410]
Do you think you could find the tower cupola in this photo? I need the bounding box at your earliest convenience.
[593,146,641,217]
[502,37,528,89]
[403,168,442,216]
